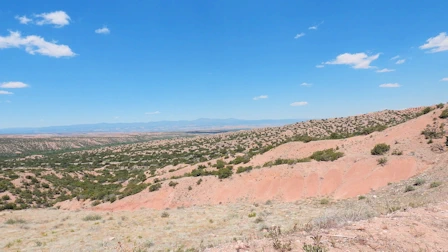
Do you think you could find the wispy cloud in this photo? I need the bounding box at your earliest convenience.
[15,15,32,24]
[420,32,448,53]
[395,59,406,64]
[441,77,448,81]
[1,81,29,88]
[325,52,380,69]
[95,26,110,34]
[315,64,324,68]
[376,68,395,73]
[145,111,161,115]
[308,21,324,30]
[390,55,400,60]
[379,83,401,88]
[253,95,268,100]
[294,33,305,39]
[35,11,70,28]
[290,101,308,106]
[0,31,76,58]
[0,90,13,95]
[301,82,312,87]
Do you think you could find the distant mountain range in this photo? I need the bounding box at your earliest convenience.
[0,118,303,134]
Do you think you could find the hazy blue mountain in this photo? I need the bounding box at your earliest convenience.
[0,118,303,134]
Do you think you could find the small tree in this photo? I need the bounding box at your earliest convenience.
[439,109,448,119]
[371,143,390,155]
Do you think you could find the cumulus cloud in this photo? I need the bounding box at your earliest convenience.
[395,59,406,64]
[379,83,401,88]
[95,26,110,34]
[35,11,70,28]
[376,68,395,73]
[1,81,29,88]
[0,90,13,95]
[441,77,448,81]
[420,32,448,53]
[290,101,308,106]
[301,82,312,87]
[145,111,160,115]
[0,31,76,58]
[294,33,305,39]
[325,52,380,69]
[253,95,268,100]
[15,15,32,24]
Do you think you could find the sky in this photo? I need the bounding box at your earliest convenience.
[1,0,448,128]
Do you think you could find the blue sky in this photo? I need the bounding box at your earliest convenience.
[1,0,448,128]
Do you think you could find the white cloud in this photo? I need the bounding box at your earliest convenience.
[441,77,448,81]
[294,33,305,39]
[290,101,308,106]
[316,64,324,68]
[395,59,406,64]
[0,90,13,95]
[379,83,401,88]
[95,26,110,34]
[420,32,448,53]
[15,15,32,24]
[376,68,395,73]
[1,81,29,88]
[308,21,324,30]
[35,11,70,28]
[253,95,268,100]
[390,55,400,60]
[0,31,76,58]
[325,52,380,69]
[145,111,161,115]
[301,82,312,87]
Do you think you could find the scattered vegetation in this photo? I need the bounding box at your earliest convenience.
[310,149,344,162]
[377,157,388,166]
[82,214,102,221]
[439,108,448,119]
[404,185,415,193]
[430,181,442,188]
[371,143,390,155]
[303,235,328,252]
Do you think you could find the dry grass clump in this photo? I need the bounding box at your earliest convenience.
[82,214,102,221]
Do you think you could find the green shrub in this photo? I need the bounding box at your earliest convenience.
[196,179,202,185]
[82,214,102,221]
[358,195,366,200]
[91,200,101,206]
[5,218,26,224]
[168,181,178,188]
[236,166,253,174]
[371,143,390,155]
[430,181,442,188]
[440,109,448,119]
[149,183,162,192]
[413,178,425,186]
[320,198,330,205]
[422,107,432,114]
[217,167,233,179]
[310,149,344,162]
[2,195,10,201]
[161,211,169,218]
[377,157,388,166]
[404,185,415,193]
[391,149,403,155]
[436,103,445,109]
[248,212,256,218]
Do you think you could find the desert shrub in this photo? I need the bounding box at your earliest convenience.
[188,186,192,190]
[215,159,226,169]
[236,166,253,174]
[440,109,448,119]
[320,198,330,205]
[231,155,250,165]
[248,212,256,218]
[413,178,425,186]
[358,195,366,200]
[310,149,344,162]
[196,178,202,185]
[161,211,169,218]
[430,181,442,188]
[404,185,415,193]
[377,157,388,166]
[2,195,10,201]
[371,143,390,155]
[91,200,101,206]
[254,217,264,223]
[268,226,292,252]
[83,214,102,221]
[436,103,445,109]
[149,183,161,192]
[421,125,445,139]
[391,149,403,155]
[217,167,233,179]
[422,107,432,114]
[303,235,327,252]
[5,218,26,224]
[168,181,178,188]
